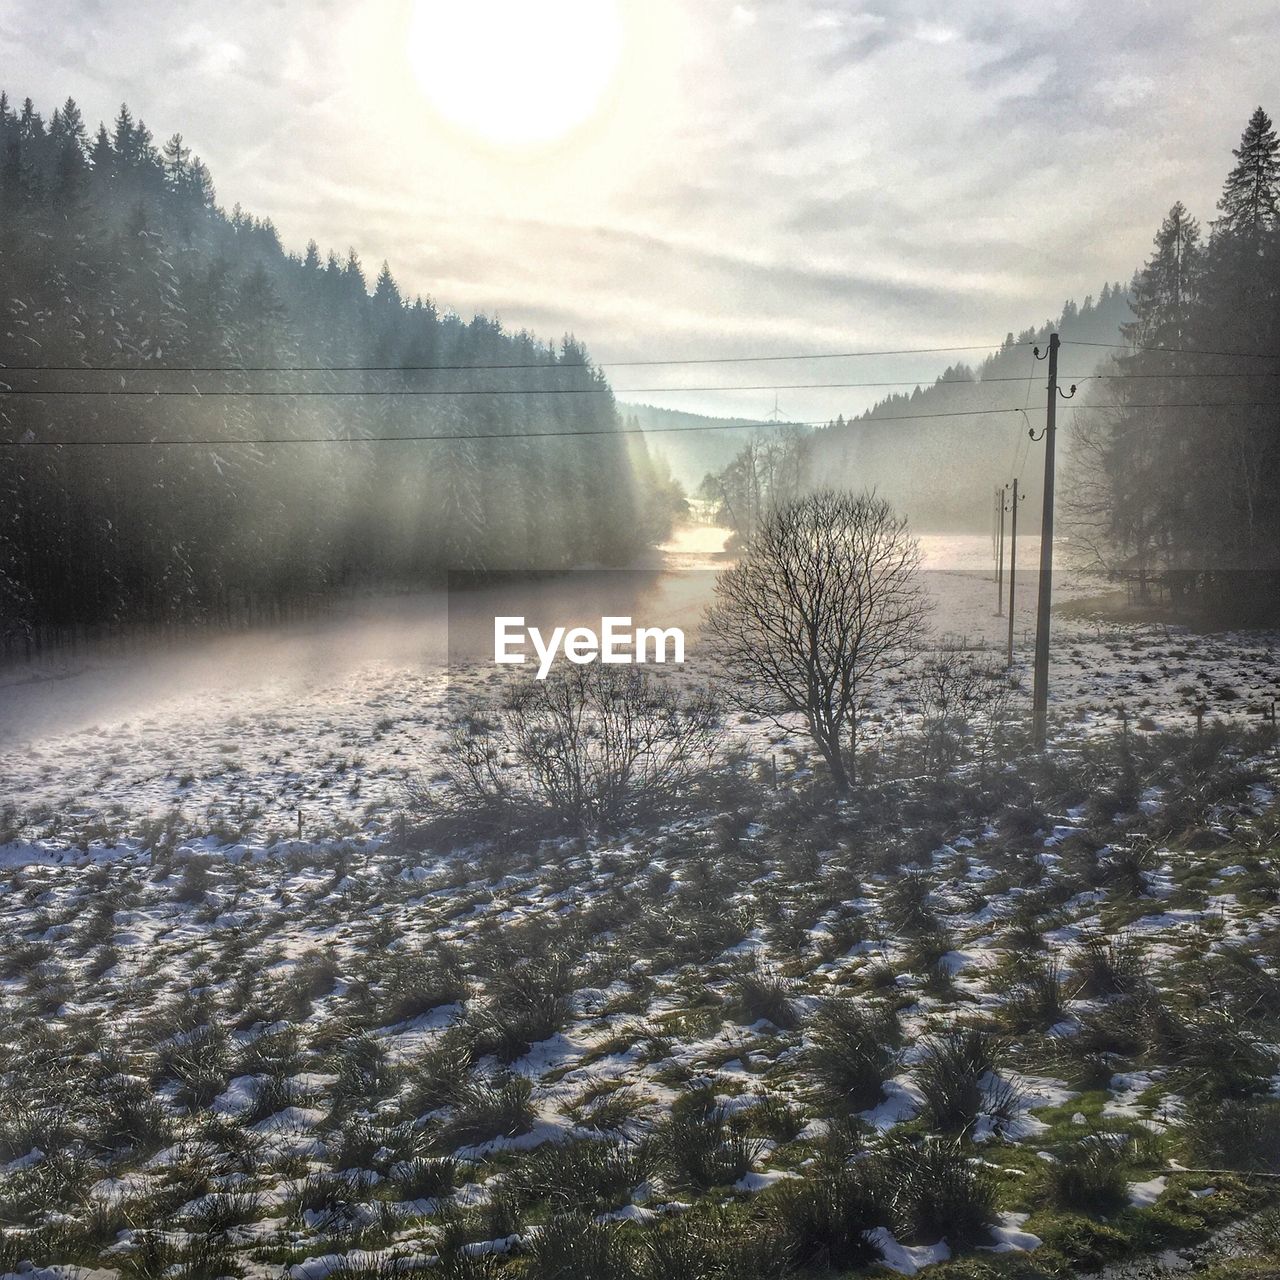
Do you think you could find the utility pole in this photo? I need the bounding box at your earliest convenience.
[1030,333,1075,749]
[995,486,1006,616]
[1006,477,1020,667]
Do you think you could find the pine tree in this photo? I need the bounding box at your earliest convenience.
[372,260,401,306]
[1122,202,1200,348]
[89,123,113,178]
[1215,107,1280,239]
[0,89,676,639]
[18,97,42,141]
[111,103,135,157]
[161,132,191,185]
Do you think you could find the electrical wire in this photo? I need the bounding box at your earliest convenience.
[0,371,1274,398]
[0,342,1037,375]
[1064,339,1277,359]
[2,401,1270,448]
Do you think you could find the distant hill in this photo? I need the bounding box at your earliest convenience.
[619,403,797,492]
[806,285,1133,532]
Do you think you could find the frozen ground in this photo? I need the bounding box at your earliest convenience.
[1,529,1277,855]
[0,692,1277,1277]
[1,525,1278,1277]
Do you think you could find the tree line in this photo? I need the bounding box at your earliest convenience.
[700,108,1280,624]
[1067,107,1280,621]
[808,287,1133,532]
[699,290,1131,546]
[0,92,684,652]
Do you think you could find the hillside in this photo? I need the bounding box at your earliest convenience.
[807,286,1133,531]
[0,93,680,647]
[619,403,794,492]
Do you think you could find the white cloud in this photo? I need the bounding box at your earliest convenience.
[913,20,960,45]
[6,0,1279,423]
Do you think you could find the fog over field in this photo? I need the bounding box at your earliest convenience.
[3,4,1280,1279]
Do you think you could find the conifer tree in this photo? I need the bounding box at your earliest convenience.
[1215,106,1280,239]
[0,89,675,644]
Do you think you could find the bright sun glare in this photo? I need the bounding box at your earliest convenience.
[408,0,624,148]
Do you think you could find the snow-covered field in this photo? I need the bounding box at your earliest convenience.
[1,529,1279,1278]
[1,701,1277,1277]
[2,530,1277,859]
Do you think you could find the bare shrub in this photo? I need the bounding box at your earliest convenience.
[421,665,720,835]
[910,650,1015,775]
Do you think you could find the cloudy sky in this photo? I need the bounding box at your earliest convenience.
[3,0,1278,420]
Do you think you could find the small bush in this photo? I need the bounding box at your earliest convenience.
[883,870,938,933]
[424,666,721,836]
[1170,1011,1278,1102]
[806,999,901,1112]
[377,949,468,1025]
[332,1116,422,1172]
[1237,1207,1280,1260]
[1045,1134,1129,1210]
[402,1030,476,1115]
[568,1083,645,1135]
[522,1212,630,1280]
[914,1027,1022,1135]
[468,990,569,1065]
[392,1155,458,1201]
[999,956,1068,1032]
[731,963,798,1030]
[639,1205,787,1280]
[875,1135,996,1246]
[506,1137,650,1215]
[1070,930,1145,998]
[767,1164,884,1270]
[658,1085,762,1191]
[439,1073,535,1149]
[1182,1096,1280,1173]
[749,1093,807,1144]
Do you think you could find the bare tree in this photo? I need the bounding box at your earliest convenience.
[705,490,928,793]
[701,428,812,546]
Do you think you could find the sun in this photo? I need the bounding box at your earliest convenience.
[408,0,624,148]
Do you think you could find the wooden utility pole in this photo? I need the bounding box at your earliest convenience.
[995,486,1006,616]
[1006,477,1020,667]
[1030,333,1075,748]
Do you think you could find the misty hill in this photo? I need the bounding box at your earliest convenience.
[619,403,792,492]
[807,285,1133,531]
[0,92,682,645]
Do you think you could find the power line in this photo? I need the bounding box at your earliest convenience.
[3,401,1270,448]
[2,419,830,447]
[1007,353,1037,484]
[1065,339,1277,360]
[1,371,1274,398]
[0,338,1271,376]
[0,381,1017,398]
[0,341,1036,375]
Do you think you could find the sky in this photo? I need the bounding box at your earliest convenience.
[3,0,1278,422]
